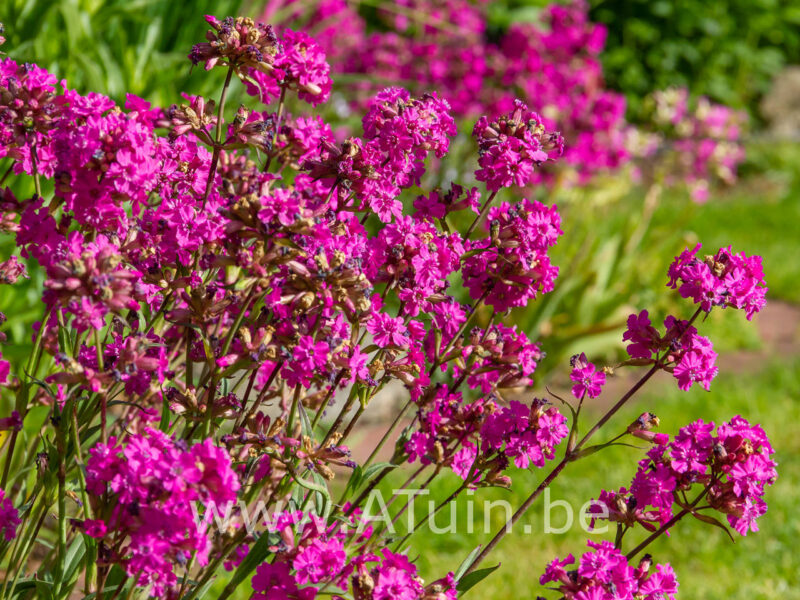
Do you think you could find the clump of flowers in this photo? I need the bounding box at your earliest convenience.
[264,0,627,185]
[623,310,719,391]
[190,17,331,105]
[0,12,775,600]
[647,87,747,201]
[461,198,562,311]
[263,0,746,197]
[472,100,564,191]
[480,398,568,471]
[668,244,767,319]
[540,541,679,600]
[590,415,777,537]
[85,429,240,595]
[248,508,458,600]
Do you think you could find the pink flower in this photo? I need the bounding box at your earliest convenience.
[0,356,10,387]
[473,100,563,191]
[292,336,330,371]
[0,410,22,431]
[293,538,346,584]
[450,444,478,481]
[0,488,20,540]
[462,199,562,312]
[367,312,410,348]
[672,336,718,391]
[622,309,660,359]
[569,353,606,399]
[372,550,424,600]
[83,519,108,539]
[252,561,316,600]
[85,429,239,595]
[541,540,677,600]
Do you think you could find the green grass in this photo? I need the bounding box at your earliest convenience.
[392,356,800,599]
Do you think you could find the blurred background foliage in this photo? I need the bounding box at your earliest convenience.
[490,0,800,120]
[2,0,248,106]
[4,0,800,119]
[590,0,800,119]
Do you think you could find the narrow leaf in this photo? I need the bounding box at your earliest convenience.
[456,564,500,595]
[454,545,483,581]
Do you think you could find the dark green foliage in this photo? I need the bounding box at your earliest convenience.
[1,0,247,105]
[589,0,800,118]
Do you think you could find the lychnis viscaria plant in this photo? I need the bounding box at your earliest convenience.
[0,13,775,600]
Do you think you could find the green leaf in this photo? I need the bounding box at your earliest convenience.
[290,471,332,506]
[217,530,275,600]
[159,397,171,432]
[63,536,86,584]
[361,462,397,486]
[455,564,500,596]
[312,471,331,516]
[34,579,55,600]
[297,401,313,438]
[453,545,483,581]
[692,511,736,543]
[342,464,363,498]
[57,535,87,599]
[182,574,216,600]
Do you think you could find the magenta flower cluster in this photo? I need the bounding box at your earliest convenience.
[264,0,746,195]
[265,0,628,184]
[0,14,564,596]
[647,88,747,202]
[480,399,569,471]
[591,415,777,537]
[250,508,457,600]
[85,429,240,595]
[191,17,332,106]
[472,100,564,191]
[462,197,562,312]
[668,244,767,319]
[540,541,679,600]
[623,311,719,391]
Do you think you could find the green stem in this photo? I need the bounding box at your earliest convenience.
[263,86,288,173]
[1,498,46,600]
[465,190,498,238]
[286,384,303,435]
[54,401,72,597]
[395,481,467,550]
[30,144,42,198]
[3,304,55,490]
[361,398,412,470]
[71,404,96,594]
[311,371,346,430]
[203,65,235,207]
